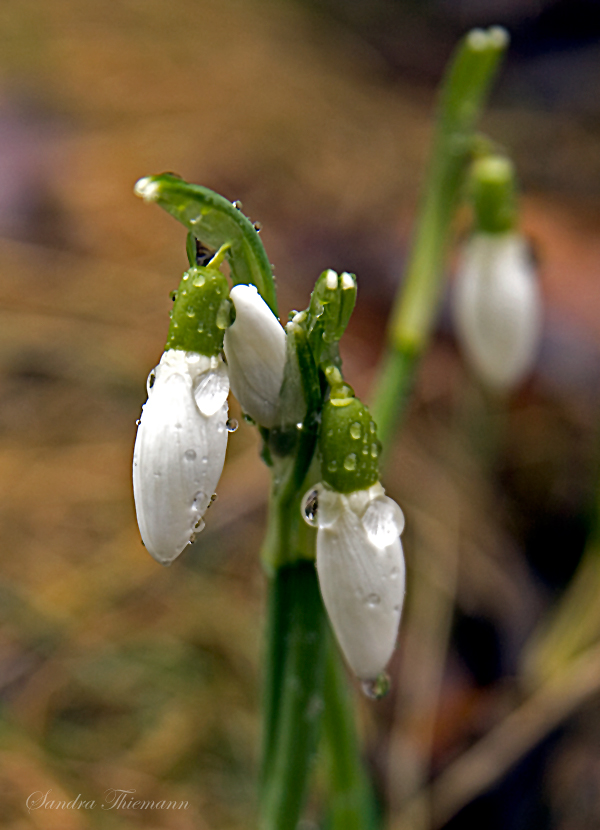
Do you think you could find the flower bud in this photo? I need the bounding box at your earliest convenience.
[223,284,286,427]
[303,482,405,681]
[133,350,229,565]
[452,232,542,390]
[305,390,405,682]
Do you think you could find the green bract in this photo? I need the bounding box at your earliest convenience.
[319,388,381,493]
[306,270,357,367]
[166,265,232,356]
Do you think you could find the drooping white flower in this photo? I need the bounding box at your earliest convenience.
[303,482,406,682]
[453,232,542,390]
[223,284,286,427]
[133,349,229,565]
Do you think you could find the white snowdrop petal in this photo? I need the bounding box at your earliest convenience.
[133,350,228,565]
[223,284,286,427]
[315,487,405,681]
[453,233,542,390]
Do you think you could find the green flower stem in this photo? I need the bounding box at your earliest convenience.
[323,641,378,830]
[371,27,508,447]
[259,561,328,830]
[134,174,278,314]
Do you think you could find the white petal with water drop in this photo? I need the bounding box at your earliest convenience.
[133,349,229,565]
[306,481,406,681]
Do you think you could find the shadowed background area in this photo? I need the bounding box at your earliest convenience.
[1,1,600,828]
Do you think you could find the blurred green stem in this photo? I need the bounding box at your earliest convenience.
[323,641,378,830]
[371,27,508,447]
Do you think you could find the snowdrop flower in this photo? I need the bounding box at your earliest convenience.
[224,284,286,427]
[303,387,405,688]
[133,350,229,564]
[453,156,542,391]
[133,260,233,565]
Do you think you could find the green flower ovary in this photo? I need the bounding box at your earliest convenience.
[319,393,381,493]
[165,265,232,356]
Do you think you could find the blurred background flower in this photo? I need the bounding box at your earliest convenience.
[1,1,600,828]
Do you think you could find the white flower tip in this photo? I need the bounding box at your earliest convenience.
[134,177,160,202]
[341,272,355,290]
[325,270,338,290]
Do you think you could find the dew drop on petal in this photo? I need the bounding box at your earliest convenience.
[349,422,362,440]
[370,442,380,458]
[327,460,338,473]
[344,453,357,471]
[362,497,405,548]
[232,199,243,210]
[193,364,230,416]
[301,487,321,527]
[226,418,238,433]
[184,449,197,461]
[146,369,157,395]
[135,418,141,426]
[361,672,391,700]
[366,593,381,607]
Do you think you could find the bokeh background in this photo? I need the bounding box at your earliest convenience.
[1,0,600,828]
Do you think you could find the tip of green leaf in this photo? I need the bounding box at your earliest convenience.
[134,176,161,202]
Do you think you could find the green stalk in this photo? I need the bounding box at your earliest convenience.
[323,642,379,830]
[371,26,508,446]
[259,561,328,830]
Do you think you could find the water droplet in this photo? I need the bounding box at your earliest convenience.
[216,298,233,330]
[327,460,338,473]
[390,567,399,579]
[186,306,196,318]
[192,273,206,288]
[361,672,391,700]
[362,496,405,548]
[183,273,189,281]
[369,421,376,433]
[366,593,381,607]
[226,418,238,433]
[253,221,262,232]
[362,446,369,455]
[232,200,243,210]
[192,517,205,534]
[371,442,380,458]
[210,493,218,503]
[184,449,197,461]
[193,363,230,416]
[301,488,320,527]
[135,418,141,426]
[349,422,362,440]
[170,289,178,301]
[146,369,157,394]
[192,490,208,515]
[344,453,357,471]
[197,322,204,333]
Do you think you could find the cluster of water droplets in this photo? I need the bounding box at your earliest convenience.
[301,483,404,550]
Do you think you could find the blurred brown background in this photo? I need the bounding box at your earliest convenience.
[1,1,600,828]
